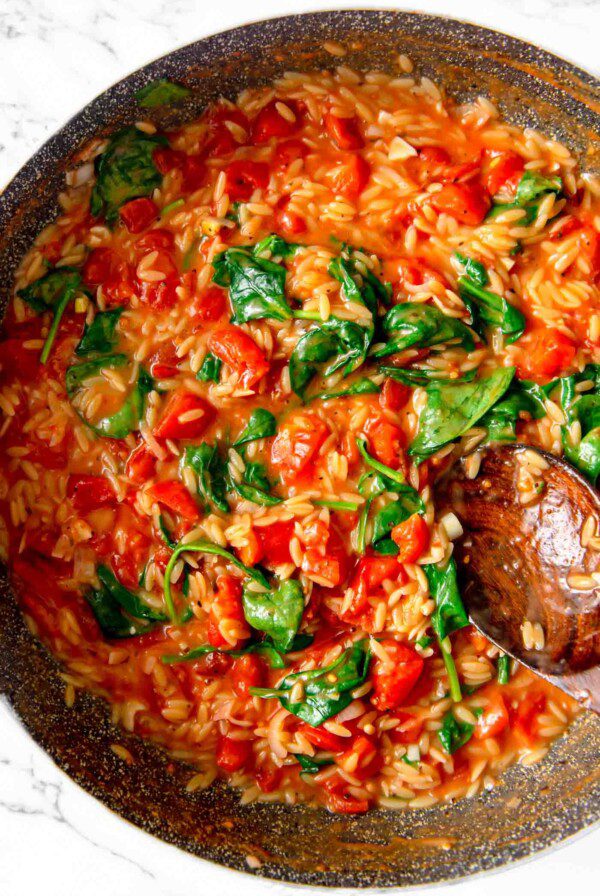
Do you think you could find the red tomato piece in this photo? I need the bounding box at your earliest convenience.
[484,150,525,197]
[125,442,156,485]
[324,782,369,815]
[208,574,245,648]
[297,723,348,752]
[181,155,206,192]
[0,337,40,383]
[324,112,364,150]
[275,198,306,234]
[380,378,410,411]
[370,640,424,711]
[192,285,227,323]
[417,146,451,167]
[202,105,250,157]
[328,154,370,199]
[474,693,509,740]
[216,735,252,772]
[516,329,576,380]
[82,248,113,286]
[119,197,158,233]
[390,514,430,563]
[364,414,406,470]
[252,100,300,143]
[389,713,424,745]
[273,138,307,171]
[224,160,270,202]
[231,653,265,698]
[67,475,116,512]
[430,182,491,225]
[256,520,295,565]
[208,325,269,389]
[154,391,216,440]
[349,555,402,616]
[136,228,175,253]
[148,342,180,379]
[103,261,138,307]
[236,528,263,568]
[302,549,341,587]
[338,734,382,780]
[152,146,185,174]
[146,480,199,521]
[270,412,328,485]
[514,692,546,744]
[255,761,283,793]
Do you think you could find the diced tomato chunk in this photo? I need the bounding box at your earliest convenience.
[148,342,180,379]
[484,150,524,197]
[323,778,369,815]
[364,414,406,470]
[231,653,265,698]
[125,442,156,485]
[146,480,199,521]
[275,198,306,234]
[297,723,348,752]
[252,100,300,143]
[348,555,402,616]
[430,182,490,225]
[202,105,249,157]
[152,146,186,175]
[380,378,410,411]
[324,112,363,150]
[192,285,227,323]
[516,328,576,380]
[273,138,307,171]
[270,412,328,485]
[82,248,113,286]
[181,155,206,192]
[474,693,509,740]
[154,391,216,440]
[119,197,158,233]
[256,520,295,565]
[513,693,546,744]
[328,154,370,199]
[338,734,382,780]
[224,160,270,202]
[389,713,424,745]
[67,475,115,512]
[208,574,245,648]
[370,640,424,711]
[254,761,283,793]
[302,549,341,587]
[136,228,175,253]
[216,735,252,772]
[208,326,269,389]
[417,146,452,167]
[390,514,430,563]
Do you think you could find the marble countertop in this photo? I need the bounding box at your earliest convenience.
[1,1,598,893]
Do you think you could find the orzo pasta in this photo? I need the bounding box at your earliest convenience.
[2,62,597,814]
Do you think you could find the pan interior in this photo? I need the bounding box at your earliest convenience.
[0,10,598,888]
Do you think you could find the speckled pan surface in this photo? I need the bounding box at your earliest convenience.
[0,10,599,887]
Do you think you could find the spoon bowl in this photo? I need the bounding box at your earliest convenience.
[437,443,600,711]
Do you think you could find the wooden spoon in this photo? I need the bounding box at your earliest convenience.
[436,443,600,712]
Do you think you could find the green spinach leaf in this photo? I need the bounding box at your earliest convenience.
[234,408,277,446]
[458,277,525,344]
[409,367,515,459]
[454,253,488,287]
[66,354,152,438]
[184,443,229,513]
[289,318,373,398]
[310,377,380,402]
[439,711,475,754]
[481,378,547,443]
[196,352,222,383]
[212,246,293,322]
[242,579,305,651]
[372,303,475,359]
[76,308,123,356]
[136,79,190,108]
[425,558,469,703]
[18,267,83,363]
[91,127,166,225]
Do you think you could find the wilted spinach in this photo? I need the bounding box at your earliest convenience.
[212,243,294,323]
[481,378,547,443]
[184,442,229,513]
[86,564,167,638]
[424,558,469,702]
[196,352,222,383]
[242,579,305,651]
[458,277,525,344]
[234,408,277,446]
[439,710,478,754]
[230,459,282,507]
[135,79,190,108]
[310,376,379,402]
[488,170,562,225]
[250,640,371,727]
[66,354,152,438]
[556,364,600,484]
[409,367,515,459]
[91,127,166,225]
[75,308,123,356]
[379,365,477,387]
[372,303,475,359]
[18,267,83,363]
[289,318,373,398]
[454,252,488,287]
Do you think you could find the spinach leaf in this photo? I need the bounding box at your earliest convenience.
[91,127,166,225]
[231,465,282,506]
[18,267,83,363]
[242,579,305,651]
[86,588,150,639]
[497,654,511,684]
[310,377,380,402]
[487,171,562,225]
[163,539,269,623]
[184,443,229,513]
[289,318,373,398]
[481,378,547,443]
[136,79,190,108]
[379,366,477,387]
[356,498,372,554]
[66,354,152,438]
[425,558,469,703]
[196,352,222,383]
[97,565,168,621]
[409,367,515,459]
[212,246,293,322]
[438,711,475,754]
[253,234,300,259]
[458,277,525,344]
[454,253,488,287]
[76,308,123,356]
[244,461,272,492]
[234,408,277,446]
[314,499,359,511]
[329,250,389,317]
[250,640,371,727]
[371,490,424,555]
[297,754,335,774]
[158,514,177,550]
[557,367,600,484]
[162,632,313,669]
[372,303,475,359]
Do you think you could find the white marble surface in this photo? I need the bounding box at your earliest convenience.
[1,1,599,893]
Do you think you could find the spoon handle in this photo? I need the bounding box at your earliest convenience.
[545,666,600,714]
